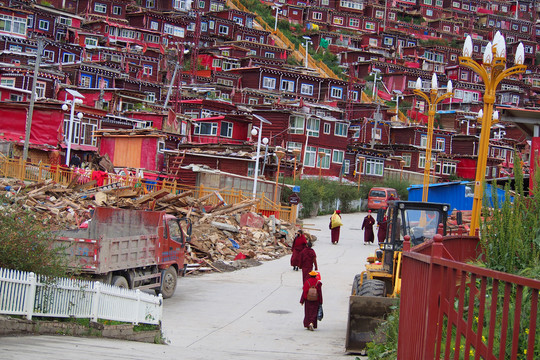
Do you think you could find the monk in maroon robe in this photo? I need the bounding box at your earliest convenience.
[290,230,307,271]
[330,210,342,244]
[362,211,376,244]
[299,241,318,284]
[377,215,388,243]
[300,270,323,330]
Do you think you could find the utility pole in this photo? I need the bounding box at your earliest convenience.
[23,38,43,162]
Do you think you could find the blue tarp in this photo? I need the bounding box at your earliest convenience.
[407,181,511,214]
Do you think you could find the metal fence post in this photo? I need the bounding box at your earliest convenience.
[91,282,101,322]
[25,272,37,320]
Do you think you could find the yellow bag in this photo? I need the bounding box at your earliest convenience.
[331,212,343,229]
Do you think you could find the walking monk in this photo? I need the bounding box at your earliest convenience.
[362,210,376,244]
[300,270,323,331]
[377,215,388,243]
[299,241,318,284]
[329,209,343,244]
[290,230,307,271]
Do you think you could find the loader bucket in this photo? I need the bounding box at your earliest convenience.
[345,295,399,353]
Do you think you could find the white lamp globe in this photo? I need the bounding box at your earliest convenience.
[251,128,257,136]
[77,112,83,119]
[262,137,269,145]
[62,104,68,111]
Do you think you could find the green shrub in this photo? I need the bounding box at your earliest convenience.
[0,195,69,277]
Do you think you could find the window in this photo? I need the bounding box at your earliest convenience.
[262,77,276,89]
[194,122,218,135]
[330,86,343,99]
[304,146,317,167]
[453,1,459,7]
[0,14,27,35]
[332,150,344,164]
[317,123,327,135]
[145,92,155,103]
[369,38,378,46]
[349,91,358,101]
[143,65,153,75]
[435,0,442,6]
[365,22,375,30]
[209,20,215,30]
[85,37,98,47]
[80,74,92,88]
[9,44,22,52]
[199,1,205,8]
[349,18,359,27]
[420,134,428,148]
[418,153,436,169]
[220,121,233,138]
[289,115,305,134]
[281,79,295,92]
[423,0,432,4]
[113,6,122,15]
[58,17,72,26]
[94,3,107,13]
[343,159,350,174]
[218,25,229,35]
[372,128,381,140]
[460,72,468,81]
[443,25,450,32]
[35,82,46,98]
[10,94,22,101]
[442,162,456,175]
[365,158,384,176]
[212,59,221,68]
[384,37,393,46]
[512,24,519,31]
[38,20,49,31]
[306,117,320,137]
[264,52,275,58]
[62,53,75,62]
[435,138,445,151]
[333,17,343,25]
[318,148,331,169]
[334,123,347,137]
[300,83,314,95]
[402,153,411,167]
[521,26,528,33]
[313,12,322,20]
[462,3,469,10]
[322,0,329,4]
[287,142,303,157]
[1,78,15,87]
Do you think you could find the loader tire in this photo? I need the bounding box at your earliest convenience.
[358,279,386,297]
[351,273,369,295]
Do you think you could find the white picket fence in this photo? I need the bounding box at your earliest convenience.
[0,268,163,325]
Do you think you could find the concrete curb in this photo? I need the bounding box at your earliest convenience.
[0,315,163,344]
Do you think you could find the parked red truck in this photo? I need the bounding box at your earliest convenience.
[55,207,192,298]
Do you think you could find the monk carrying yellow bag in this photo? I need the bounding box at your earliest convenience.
[330,212,343,229]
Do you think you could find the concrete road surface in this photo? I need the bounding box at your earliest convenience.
[1,212,379,360]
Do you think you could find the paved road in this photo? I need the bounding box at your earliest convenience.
[1,212,378,360]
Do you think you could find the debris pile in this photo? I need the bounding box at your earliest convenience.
[0,178,316,273]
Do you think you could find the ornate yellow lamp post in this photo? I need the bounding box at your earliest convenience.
[413,74,454,202]
[459,31,526,235]
[357,156,365,190]
[274,150,285,207]
[292,148,301,184]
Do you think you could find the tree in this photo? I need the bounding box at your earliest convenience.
[0,196,69,277]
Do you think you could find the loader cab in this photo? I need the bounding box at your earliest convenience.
[381,201,449,272]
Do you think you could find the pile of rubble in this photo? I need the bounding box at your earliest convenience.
[0,177,316,273]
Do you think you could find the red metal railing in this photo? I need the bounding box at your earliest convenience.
[398,233,540,359]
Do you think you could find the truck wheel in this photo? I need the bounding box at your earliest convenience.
[358,279,386,297]
[112,275,129,289]
[351,274,361,295]
[159,267,178,299]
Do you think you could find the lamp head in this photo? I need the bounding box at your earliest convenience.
[447,80,453,94]
[251,128,258,136]
[415,77,422,91]
[74,98,84,104]
[477,109,484,119]
[431,73,438,91]
[262,137,269,145]
[62,104,68,111]
[493,110,499,121]
[483,42,493,64]
[515,43,525,65]
[76,112,83,119]
[494,31,506,58]
[462,36,473,57]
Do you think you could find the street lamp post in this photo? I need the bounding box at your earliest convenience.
[272,4,282,33]
[393,89,403,122]
[61,90,85,166]
[292,148,301,184]
[413,73,454,202]
[318,151,326,179]
[302,36,312,68]
[273,150,285,207]
[251,114,272,199]
[459,31,526,235]
[370,68,381,102]
[400,159,406,181]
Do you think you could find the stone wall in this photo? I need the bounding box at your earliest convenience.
[0,315,163,344]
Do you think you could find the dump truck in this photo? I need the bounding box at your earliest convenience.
[55,207,192,299]
[346,201,449,353]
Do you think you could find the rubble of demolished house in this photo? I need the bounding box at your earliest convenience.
[0,177,316,274]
